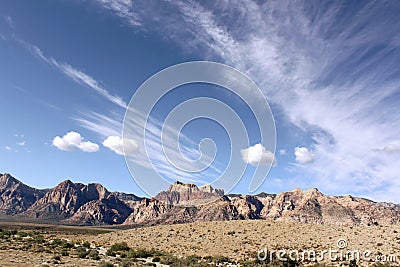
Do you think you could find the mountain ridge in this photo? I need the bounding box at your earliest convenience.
[1,173,399,227]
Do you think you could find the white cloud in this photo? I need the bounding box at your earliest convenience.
[78,141,100,153]
[102,135,138,156]
[4,146,12,151]
[241,143,276,166]
[279,149,286,155]
[95,0,140,26]
[294,147,314,164]
[16,141,25,146]
[52,131,99,153]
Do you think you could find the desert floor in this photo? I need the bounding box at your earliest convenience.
[89,220,400,265]
[1,220,400,266]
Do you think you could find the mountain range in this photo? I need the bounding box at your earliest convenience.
[1,173,399,226]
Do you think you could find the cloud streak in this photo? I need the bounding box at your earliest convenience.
[26,43,127,109]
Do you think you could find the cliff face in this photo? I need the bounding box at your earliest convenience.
[1,173,400,227]
[23,180,114,220]
[125,187,400,226]
[0,173,47,215]
[154,181,224,206]
[64,194,132,225]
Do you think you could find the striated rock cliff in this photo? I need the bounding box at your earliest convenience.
[0,173,47,215]
[1,173,399,227]
[64,194,132,225]
[155,181,224,206]
[23,180,115,220]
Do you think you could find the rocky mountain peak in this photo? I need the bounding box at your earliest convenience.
[0,173,16,185]
[23,179,111,219]
[0,173,46,215]
[156,181,225,206]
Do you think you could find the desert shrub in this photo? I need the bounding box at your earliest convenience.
[106,242,130,257]
[52,238,63,246]
[128,248,151,258]
[202,255,212,262]
[158,254,210,267]
[186,254,202,264]
[32,234,45,244]
[212,255,230,264]
[53,255,61,261]
[349,259,358,267]
[61,250,69,256]
[35,246,45,253]
[106,249,116,257]
[152,256,160,262]
[0,229,17,238]
[120,259,136,267]
[8,229,17,235]
[89,249,100,260]
[110,242,129,251]
[83,241,91,248]
[76,247,89,258]
[18,231,29,238]
[98,262,114,267]
[62,241,74,249]
[159,254,180,265]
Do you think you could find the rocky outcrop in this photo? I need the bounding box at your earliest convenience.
[23,180,116,220]
[123,198,181,225]
[64,194,132,225]
[0,173,47,215]
[155,181,224,206]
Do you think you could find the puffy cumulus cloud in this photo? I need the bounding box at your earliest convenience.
[294,147,314,164]
[52,131,99,153]
[102,136,138,156]
[78,141,100,153]
[241,143,276,166]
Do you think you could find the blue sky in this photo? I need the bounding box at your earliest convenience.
[0,0,399,202]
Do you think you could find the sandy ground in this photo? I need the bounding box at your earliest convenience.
[89,220,400,264]
[0,249,100,266]
[1,220,400,266]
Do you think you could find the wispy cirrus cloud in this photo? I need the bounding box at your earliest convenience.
[24,42,127,109]
[4,15,14,29]
[94,0,400,201]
